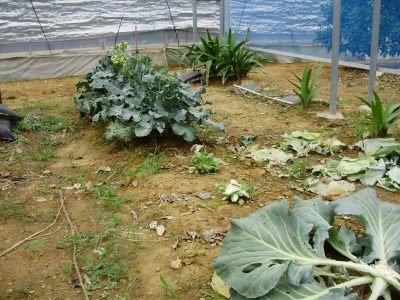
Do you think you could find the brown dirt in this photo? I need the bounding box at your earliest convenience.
[1,63,400,300]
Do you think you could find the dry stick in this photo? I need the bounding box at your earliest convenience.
[233,84,294,105]
[0,193,66,258]
[60,191,90,300]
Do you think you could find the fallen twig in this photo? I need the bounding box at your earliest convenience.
[60,191,90,300]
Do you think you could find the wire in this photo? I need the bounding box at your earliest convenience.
[237,0,248,33]
[114,11,125,45]
[164,0,180,45]
[28,0,52,54]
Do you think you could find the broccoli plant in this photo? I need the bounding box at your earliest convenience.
[75,42,224,142]
[214,188,400,299]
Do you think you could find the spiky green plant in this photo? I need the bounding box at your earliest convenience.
[358,91,400,137]
[289,63,322,108]
[183,29,262,84]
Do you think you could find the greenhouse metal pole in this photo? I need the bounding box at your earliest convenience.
[329,0,341,115]
[192,0,198,42]
[368,0,382,101]
[220,0,225,34]
[224,0,231,34]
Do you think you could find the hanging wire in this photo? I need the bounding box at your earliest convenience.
[164,0,180,45]
[28,0,52,54]
[237,0,248,34]
[114,11,125,45]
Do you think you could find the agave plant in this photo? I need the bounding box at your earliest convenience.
[183,29,262,84]
[358,91,400,138]
[289,63,322,109]
[214,188,400,299]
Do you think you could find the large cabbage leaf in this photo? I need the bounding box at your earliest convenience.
[214,188,400,299]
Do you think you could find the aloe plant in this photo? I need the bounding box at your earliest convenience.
[214,188,400,299]
[289,63,322,109]
[358,91,400,138]
[183,29,262,84]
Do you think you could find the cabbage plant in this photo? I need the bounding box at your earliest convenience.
[214,188,400,299]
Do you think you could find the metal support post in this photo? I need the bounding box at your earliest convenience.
[329,0,341,115]
[192,0,198,42]
[224,0,231,35]
[368,0,382,101]
[220,0,225,34]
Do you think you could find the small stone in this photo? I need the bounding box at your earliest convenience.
[156,225,165,236]
[42,170,51,176]
[238,199,245,206]
[171,258,182,270]
[145,201,153,206]
[358,105,371,113]
[131,180,138,187]
[171,239,179,250]
[195,192,212,200]
[131,210,138,220]
[49,184,57,189]
[149,221,158,229]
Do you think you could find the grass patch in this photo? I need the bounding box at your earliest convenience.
[127,153,166,176]
[0,201,29,220]
[93,185,128,210]
[18,114,74,132]
[32,134,58,161]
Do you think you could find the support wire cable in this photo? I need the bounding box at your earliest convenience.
[114,11,125,45]
[165,0,180,45]
[28,0,52,54]
[237,0,248,33]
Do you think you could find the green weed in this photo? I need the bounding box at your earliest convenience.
[191,151,220,173]
[93,185,128,209]
[18,114,73,132]
[128,153,165,176]
[0,201,29,220]
[82,252,127,291]
[287,159,307,177]
[32,134,57,161]
[23,240,46,252]
[16,103,54,115]
[160,275,180,299]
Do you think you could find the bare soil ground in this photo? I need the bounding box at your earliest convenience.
[1,63,400,300]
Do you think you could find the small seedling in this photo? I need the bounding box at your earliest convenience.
[160,275,180,299]
[23,239,46,252]
[219,179,252,203]
[93,185,127,209]
[358,90,400,137]
[128,153,165,176]
[289,63,322,108]
[287,159,307,177]
[191,151,221,173]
